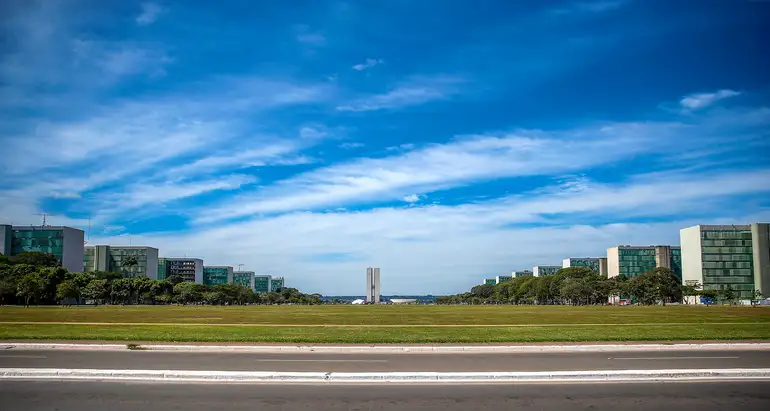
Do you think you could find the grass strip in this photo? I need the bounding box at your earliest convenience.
[1,323,769,343]
[2,306,769,325]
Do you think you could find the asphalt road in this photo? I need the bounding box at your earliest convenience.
[1,349,769,371]
[1,381,769,411]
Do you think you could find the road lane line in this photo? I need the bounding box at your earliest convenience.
[610,356,740,360]
[255,359,388,363]
[0,355,47,359]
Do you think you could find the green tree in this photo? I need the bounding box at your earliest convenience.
[82,279,110,304]
[173,282,202,304]
[120,255,140,277]
[166,275,184,286]
[56,280,81,305]
[16,272,44,306]
[10,252,60,267]
[111,278,134,304]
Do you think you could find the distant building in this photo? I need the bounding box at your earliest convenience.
[84,245,159,279]
[495,275,512,284]
[366,267,381,303]
[271,276,285,292]
[203,266,234,286]
[233,271,255,289]
[606,245,681,280]
[484,278,497,285]
[158,258,203,283]
[562,257,608,276]
[512,270,534,278]
[532,265,561,277]
[254,275,272,293]
[0,225,84,273]
[681,223,769,300]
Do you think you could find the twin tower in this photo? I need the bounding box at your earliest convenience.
[365,267,381,304]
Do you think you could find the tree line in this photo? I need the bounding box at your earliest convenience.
[436,266,754,305]
[0,252,323,306]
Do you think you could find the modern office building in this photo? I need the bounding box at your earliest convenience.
[484,278,496,286]
[158,258,203,283]
[254,275,272,293]
[271,276,285,292]
[681,223,769,300]
[512,270,534,278]
[606,245,682,279]
[562,257,608,276]
[365,267,381,303]
[0,225,84,273]
[233,271,255,289]
[83,245,159,279]
[533,265,561,277]
[203,266,234,286]
[495,275,513,284]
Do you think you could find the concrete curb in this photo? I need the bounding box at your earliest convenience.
[3,343,770,353]
[2,368,769,383]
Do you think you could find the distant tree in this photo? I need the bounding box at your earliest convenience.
[10,252,60,267]
[56,280,81,305]
[93,271,123,282]
[111,278,134,304]
[173,282,202,304]
[471,284,495,299]
[16,272,44,306]
[82,279,110,304]
[166,275,184,286]
[120,255,139,277]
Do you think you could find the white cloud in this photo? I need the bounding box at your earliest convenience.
[294,25,326,45]
[136,3,163,26]
[680,89,740,111]
[352,58,383,71]
[108,175,257,211]
[553,1,629,14]
[194,120,689,222]
[403,194,424,203]
[87,170,770,294]
[386,143,416,151]
[339,142,365,149]
[336,76,464,112]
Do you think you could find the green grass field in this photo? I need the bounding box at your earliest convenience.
[1,305,769,343]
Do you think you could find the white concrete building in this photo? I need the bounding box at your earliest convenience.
[365,267,381,304]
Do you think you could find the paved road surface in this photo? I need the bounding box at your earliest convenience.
[1,381,769,411]
[1,349,769,371]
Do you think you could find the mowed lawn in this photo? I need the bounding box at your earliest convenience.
[1,305,769,343]
[2,305,770,325]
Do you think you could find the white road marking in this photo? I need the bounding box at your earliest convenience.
[255,359,388,363]
[0,355,47,359]
[610,356,740,360]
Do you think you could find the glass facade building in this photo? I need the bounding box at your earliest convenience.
[84,246,158,279]
[533,265,561,277]
[495,275,512,284]
[203,266,233,286]
[607,246,682,280]
[271,277,285,292]
[484,278,496,286]
[233,271,255,289]
[158,258,203,283]
[254,275,272,293]
[563,258,603,273]
[512,270,533,278]
[681,224,769,301]
[1,225,85,273]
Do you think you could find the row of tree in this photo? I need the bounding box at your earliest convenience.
[0,252,323,306]
[436,267,753,305]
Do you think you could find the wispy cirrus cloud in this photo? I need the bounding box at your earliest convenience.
[336,76,464,112]
[352,58,383,71]
[195,104,769,224]
[136,3,163,26]
[294,25,326,45]
[679,89,741,111]
[552,1,630,15]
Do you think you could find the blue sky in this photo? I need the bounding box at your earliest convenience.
[1,0,769,295]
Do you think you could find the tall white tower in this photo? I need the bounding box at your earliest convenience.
[366,267,381,304]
